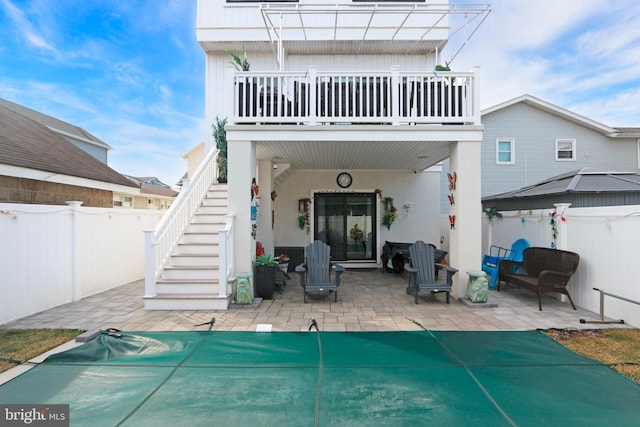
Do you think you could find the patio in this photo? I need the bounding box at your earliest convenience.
[2,269,627,333]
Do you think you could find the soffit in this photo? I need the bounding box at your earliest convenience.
[255,138,451,171]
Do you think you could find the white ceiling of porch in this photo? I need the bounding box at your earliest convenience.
[255,138,452,172]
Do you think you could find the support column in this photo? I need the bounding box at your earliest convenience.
[227,137,256,275]
[448,140,482,299]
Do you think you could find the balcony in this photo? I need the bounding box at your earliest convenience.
[232,68,478,126]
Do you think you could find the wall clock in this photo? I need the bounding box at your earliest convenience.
[337,172,353,188]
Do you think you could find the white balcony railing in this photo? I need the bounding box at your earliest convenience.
[232,67,477,125]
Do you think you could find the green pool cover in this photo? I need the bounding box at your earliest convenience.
[1,330,638,426]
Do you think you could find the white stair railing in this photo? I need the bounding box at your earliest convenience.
[144,148,219,298]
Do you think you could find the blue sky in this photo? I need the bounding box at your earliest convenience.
[1,1,639,188]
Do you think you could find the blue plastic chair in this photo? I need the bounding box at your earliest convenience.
[482,238,529,290]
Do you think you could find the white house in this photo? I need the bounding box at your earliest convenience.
[143,0,491,310]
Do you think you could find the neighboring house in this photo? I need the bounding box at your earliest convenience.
[122,175,179,210]
[182,141,205,181]
[144,0,492,310]
[0,103,139,207]
[0,97,112,164]
[441,94,640,212]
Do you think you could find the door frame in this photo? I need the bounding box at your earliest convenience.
[310,189,380,265]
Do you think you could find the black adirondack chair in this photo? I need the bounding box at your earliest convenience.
[405,240,458,304]
[295,240,345,303]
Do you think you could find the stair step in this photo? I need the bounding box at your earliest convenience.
[161,266,218,280]
[144,293,232,310]
[169,254,218,267]
[201,197,228,207]
[175,242,219,255]
[196,205,227,215]
[188,223,225,233]
[156,278,219,294]
[180,232,220,244]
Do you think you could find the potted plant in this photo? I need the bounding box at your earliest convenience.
[253,253,279,300]
[225,49,256,117]
[225,49,250,72]
[212,116,227,183]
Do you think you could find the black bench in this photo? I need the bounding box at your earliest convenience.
[498,247,580,311]
[381,241,446,274]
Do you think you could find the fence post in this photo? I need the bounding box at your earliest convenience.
[66,201,83,302]
[553,203,571,250]
[144,229,156,298]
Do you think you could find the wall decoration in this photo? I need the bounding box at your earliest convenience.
[251,177,259,201]
[449,214,456,229]
[270,191,278,201]
[336,172,353,188]
[549,208,566,249]
[448,194,455,205]
[447,171,457,191]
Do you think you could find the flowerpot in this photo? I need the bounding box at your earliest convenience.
[254,265,277,300]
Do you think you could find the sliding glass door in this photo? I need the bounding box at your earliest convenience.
[314,193,376,262]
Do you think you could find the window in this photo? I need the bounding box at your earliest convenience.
[556,139,576,161]
[113,196,133,208]
[496,138,514,164]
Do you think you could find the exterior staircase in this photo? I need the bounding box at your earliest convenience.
[143,184,233,310]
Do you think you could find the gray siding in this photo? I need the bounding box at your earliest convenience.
[481,103,638,198]
[65,136,109,164]
[440,100,640,214]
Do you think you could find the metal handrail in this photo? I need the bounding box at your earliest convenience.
[579,287,638,324]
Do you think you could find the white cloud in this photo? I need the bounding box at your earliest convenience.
[1,0,59,55]
[447,0,640,125]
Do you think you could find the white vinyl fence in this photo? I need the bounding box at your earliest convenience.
[0,202,163,325]
[481,204,640,328]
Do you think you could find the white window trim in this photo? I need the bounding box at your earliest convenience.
[496,138,515,164]
[555,138,576,161]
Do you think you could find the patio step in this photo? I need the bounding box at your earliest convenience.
[161,266,218,280]
[168,254,219,267]
[155,278,220,294]
[143,293,232,310]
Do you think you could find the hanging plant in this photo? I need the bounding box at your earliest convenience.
[297,198,311,234]
[484,207,503,221]
[382,197,397,230]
